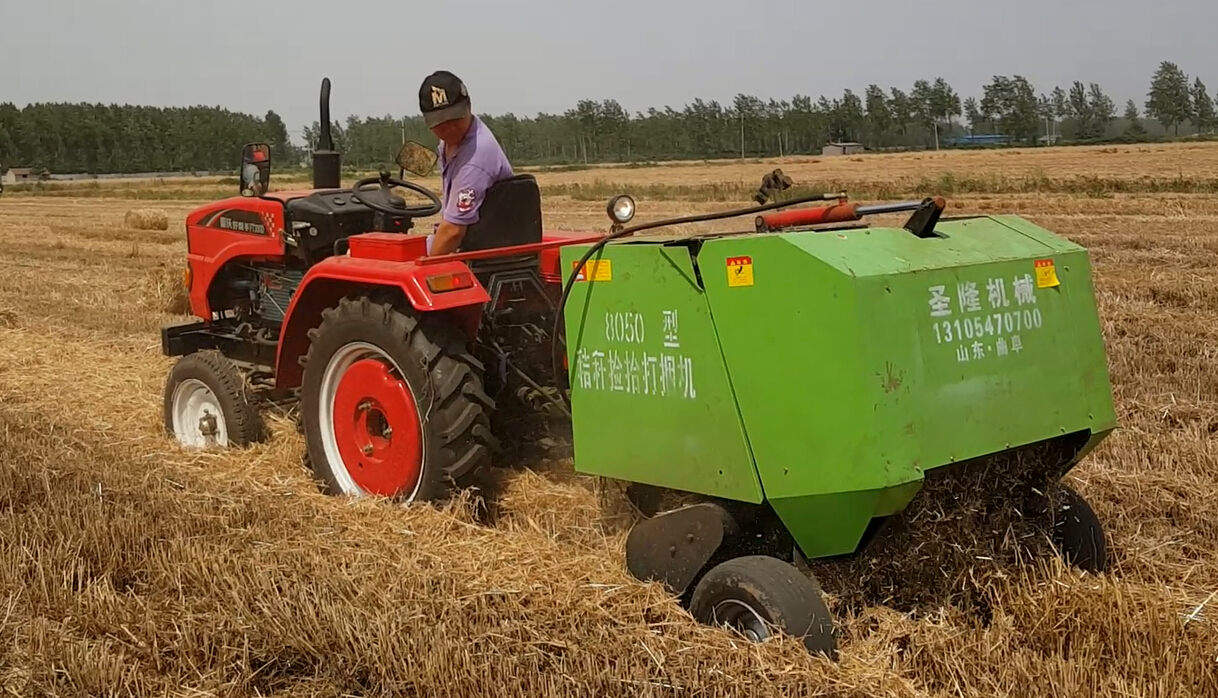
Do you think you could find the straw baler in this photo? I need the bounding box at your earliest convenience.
[160,78,1118,658]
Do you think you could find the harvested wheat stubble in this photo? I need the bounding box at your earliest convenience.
[1,157,1218,695]
[0,411,903,698]
[123,207,170,230]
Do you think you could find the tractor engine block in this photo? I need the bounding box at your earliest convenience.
[225,262,305,326]
[253,264,305,325]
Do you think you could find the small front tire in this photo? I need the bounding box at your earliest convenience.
[163,350,264,448]
[689,555,838,659]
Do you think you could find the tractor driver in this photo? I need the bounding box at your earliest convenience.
[242,148,267,197]
[417,70,514,256]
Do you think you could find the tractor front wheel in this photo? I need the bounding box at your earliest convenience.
[299,296,498,503]
[163,350,264,448]
[689,555,837,658]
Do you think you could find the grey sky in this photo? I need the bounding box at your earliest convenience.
[2,0,1214,144]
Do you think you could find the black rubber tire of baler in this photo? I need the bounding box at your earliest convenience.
[298,295,499,503]
[162,349,265,447]
[689,554,838,658]
[1050,484,1108,573]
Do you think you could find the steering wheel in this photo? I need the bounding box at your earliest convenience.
[349,171,442,218]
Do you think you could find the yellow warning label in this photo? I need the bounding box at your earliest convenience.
[573,259,611,282]
[726,256,754,287]
[1034,258,1060,288]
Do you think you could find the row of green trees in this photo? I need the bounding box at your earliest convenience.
[0,61,1212,175]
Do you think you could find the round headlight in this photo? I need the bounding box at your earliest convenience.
[607,194,635,224]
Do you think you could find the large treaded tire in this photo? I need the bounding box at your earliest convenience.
[163,350,265,448]
[299,295,499,503]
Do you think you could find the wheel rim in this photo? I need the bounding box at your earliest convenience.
[318,341,424,499]
[171,378,228,448]
[711,599,772,643]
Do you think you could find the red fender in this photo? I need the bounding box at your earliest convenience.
[273,253,489,389]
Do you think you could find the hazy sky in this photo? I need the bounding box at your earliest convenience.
[2,0,1214,143]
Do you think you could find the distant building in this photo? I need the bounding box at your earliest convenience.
[2,168,34,184]
[821,142,865,156]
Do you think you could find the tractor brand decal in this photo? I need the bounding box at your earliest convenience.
[456,187,476,214]
[1034,258,1060,288]
[209,209,269,236]
[726,255,754,287]
[573,309,695,399]
[573,259,612,282]
[927,274,1043,363]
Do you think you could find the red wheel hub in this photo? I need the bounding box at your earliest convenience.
[331,357,423,497]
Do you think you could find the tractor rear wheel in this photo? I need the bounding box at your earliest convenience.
[299,295,498,503]
[163,350,264,448]
[689,555,837,658]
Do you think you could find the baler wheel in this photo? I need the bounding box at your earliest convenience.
[689,555,837,658]
[1049,485,1107,573]
[163,350,264,448]
[299,295,498,504]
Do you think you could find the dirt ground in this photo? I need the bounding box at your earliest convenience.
[0,143,1216,697]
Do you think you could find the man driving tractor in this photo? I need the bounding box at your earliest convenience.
[242,148,267,196]
[417,70,514,255]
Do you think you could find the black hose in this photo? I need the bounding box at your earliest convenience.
[547,191,847,406]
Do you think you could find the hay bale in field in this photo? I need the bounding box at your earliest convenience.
[124,207,170,231]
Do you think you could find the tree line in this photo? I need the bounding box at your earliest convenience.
[0,61,1213,175]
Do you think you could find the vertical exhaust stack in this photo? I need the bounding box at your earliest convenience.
[312,77,341,189]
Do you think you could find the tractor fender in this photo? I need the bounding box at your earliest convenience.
[273,255,489,389]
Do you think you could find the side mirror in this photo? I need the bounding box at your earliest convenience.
[241,142,272,196]
[395,140,438,178]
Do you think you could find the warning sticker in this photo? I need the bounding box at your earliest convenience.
[1034,258,1060,288]
[726,256,754,287]
[573,259,612,282]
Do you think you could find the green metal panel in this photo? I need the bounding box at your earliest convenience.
[698,214,1117,557]
[559,243,765,504]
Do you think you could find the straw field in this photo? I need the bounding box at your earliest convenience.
[0,141,1216,696]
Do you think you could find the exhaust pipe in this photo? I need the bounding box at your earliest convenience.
[312,77,341,190]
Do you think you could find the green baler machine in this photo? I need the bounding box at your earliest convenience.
[560,197,1117,657]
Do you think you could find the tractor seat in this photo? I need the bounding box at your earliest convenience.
[457,174,543,273]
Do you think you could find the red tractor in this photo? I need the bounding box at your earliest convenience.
[163,78,674,500]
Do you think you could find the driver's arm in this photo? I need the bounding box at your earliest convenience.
[427,164,493,256]
[428,219,467,256]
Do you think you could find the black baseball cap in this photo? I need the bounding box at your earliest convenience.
[419,70,471,128]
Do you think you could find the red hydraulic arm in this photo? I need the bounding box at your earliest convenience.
[755,196,946,234]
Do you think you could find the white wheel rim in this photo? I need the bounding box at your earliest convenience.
[171,378,228,448]
[317,341,426,501]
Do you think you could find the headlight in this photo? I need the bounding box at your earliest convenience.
[606,194,635,224]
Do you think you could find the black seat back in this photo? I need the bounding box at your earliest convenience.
[458,173,543,255]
